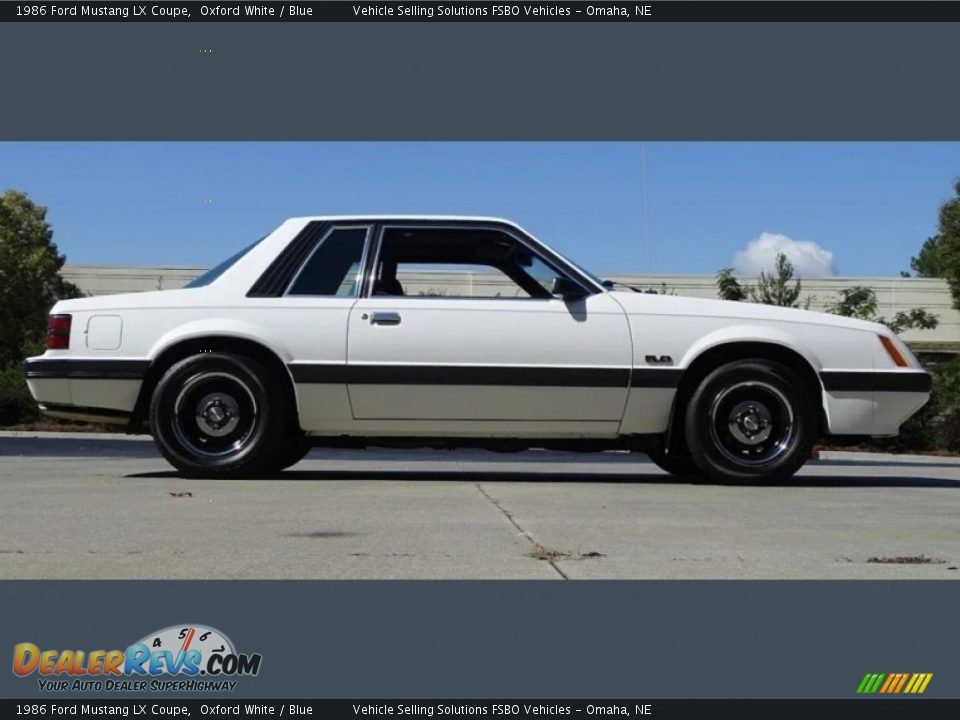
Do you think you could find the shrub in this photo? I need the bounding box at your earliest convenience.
[0,362,39,426]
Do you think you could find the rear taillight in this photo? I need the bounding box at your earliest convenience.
[46,314,71,350]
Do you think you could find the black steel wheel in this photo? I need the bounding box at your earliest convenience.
[263,433,312,473]
[684,359,817,484]
[647,440,700,479]
[149,352,289,478]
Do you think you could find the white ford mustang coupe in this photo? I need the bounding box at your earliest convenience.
[24,216,930,482]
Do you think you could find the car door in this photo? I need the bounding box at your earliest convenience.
[345,224,633,434]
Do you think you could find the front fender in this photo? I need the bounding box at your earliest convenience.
[678,324,826,374]
[679,325,823,372]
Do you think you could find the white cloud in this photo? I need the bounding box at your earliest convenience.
[732,232,836,278]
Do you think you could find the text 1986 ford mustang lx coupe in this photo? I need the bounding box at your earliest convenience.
[24,216,931,482]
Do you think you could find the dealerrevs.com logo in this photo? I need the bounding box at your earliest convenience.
[13,625,261,693]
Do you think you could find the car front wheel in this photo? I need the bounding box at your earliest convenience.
[263,433,311,473]
[149,352,289,478]
[647,440,699,479]
[684,359,817,484]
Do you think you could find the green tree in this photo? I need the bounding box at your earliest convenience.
[825,285,877,320]
[715,253,811,308]
[826,285,938,334]
[717,258,938,335]
[0,190,81,369]
[715,267,748,301]
[748,253,808,308]
[938,180,960,309]
[909,236,946,278]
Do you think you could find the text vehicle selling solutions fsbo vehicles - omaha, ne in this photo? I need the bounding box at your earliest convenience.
[23,216,931,482]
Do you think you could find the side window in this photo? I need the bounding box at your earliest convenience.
[374,227,573,299]
[401,264,529,298]
[516,249,564,296]
[287,227,368,296]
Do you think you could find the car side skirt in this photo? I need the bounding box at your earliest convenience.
[38,403,132,426]
[287,363,679,434]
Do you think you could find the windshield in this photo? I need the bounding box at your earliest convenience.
[184,238,264,288]
[563,254,607,290]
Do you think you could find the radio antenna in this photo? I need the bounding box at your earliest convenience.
[641,142,652,273]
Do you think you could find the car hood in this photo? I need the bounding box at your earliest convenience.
[607,290,887,334]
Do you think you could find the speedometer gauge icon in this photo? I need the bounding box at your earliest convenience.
[130,624,236,674]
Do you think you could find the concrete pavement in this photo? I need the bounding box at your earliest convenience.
[1,435,959,579]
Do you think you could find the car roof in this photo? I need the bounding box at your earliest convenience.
[285,215,519,225]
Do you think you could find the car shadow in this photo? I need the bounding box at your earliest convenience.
[815,459,960,469]
[124,469,960,488]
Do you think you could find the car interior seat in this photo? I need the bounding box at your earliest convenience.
[374,259,405,296]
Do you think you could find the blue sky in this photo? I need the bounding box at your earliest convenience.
[1,142,958,277]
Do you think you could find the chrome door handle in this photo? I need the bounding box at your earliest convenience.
[370,311,401,326]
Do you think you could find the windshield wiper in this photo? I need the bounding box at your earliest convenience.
[602,279,652,293]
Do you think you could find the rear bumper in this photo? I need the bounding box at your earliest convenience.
[819,370,932,436]
[22,356,147,423]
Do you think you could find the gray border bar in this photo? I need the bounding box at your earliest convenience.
[1,22,959,138]
[1,581,958,699]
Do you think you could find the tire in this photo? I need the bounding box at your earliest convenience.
[683,359,817,484]
[263,433,311,473]
[647,440,700,479]
[149,352,290,478]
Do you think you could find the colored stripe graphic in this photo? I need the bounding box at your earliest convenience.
[857,673,885,694]
[894,674,910,693]
[858,673,933,694]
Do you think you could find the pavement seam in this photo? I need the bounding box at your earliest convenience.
[473,481,568,580]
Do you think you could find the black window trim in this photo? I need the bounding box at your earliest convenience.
[359,221,600,301]
[247,221,331,298]
[282,224,373,298]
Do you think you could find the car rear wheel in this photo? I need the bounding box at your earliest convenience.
[683,359,817,484]
[149,352,289,478]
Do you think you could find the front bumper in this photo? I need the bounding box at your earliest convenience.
[819,370,932,436]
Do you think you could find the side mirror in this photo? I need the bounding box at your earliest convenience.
[551,276,587,301]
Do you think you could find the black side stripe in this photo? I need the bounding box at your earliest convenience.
[22,359,150,380]
[22,358,930,395]
[632,368,684,388]
[289,364,682,388]
[820,371,932,393]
